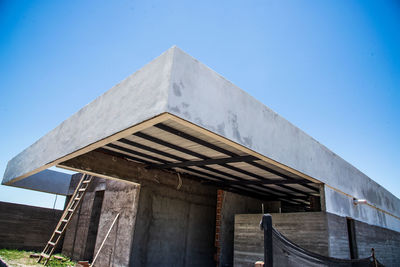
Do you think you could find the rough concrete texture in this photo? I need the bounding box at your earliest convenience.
[92,179,139,267]
[130,176,217,267]
[325,212,352,259]
[218,191,278,267]
[324,185,400,232]
[4,46,400,232]
[167,47,400,231]
[234,212,400,266]
[354,220,400,267]
[62,175,107,260]
[3,47,173,184]
[11,169,71,195]
[0,201,62,251]
[234,212,350,266]
[273,212,349,259]
[62,174,139,267]
[60,150,218,266]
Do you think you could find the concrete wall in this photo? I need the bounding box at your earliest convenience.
[130,177,217,267]
[354,220,400,266]
[217,191,279,267]
[234,212,400,267]
[326,212,350,259]
[325,185,400,233]
[93,179,140,267]
[63,176,106,260]
[0,201,62,251]
[61,153,219,267]
[11,169,71,195]
[62,174,139,267]
[233,212,348,266]
[167,47,400,232]
[5,46,400,233]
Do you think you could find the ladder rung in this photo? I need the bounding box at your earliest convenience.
[41,253,50,258]
[39,174,90,264]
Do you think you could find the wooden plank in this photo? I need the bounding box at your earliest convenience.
[6,113,172,184]
[166,115,321,184]
[152,121,316,197]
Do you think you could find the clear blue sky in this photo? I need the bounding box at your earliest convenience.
[1,0,399,209]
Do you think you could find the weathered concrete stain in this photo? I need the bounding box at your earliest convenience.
[4,46,400,234]
[194,116,217,133]
[3,46,173,184]
[217,122,226,136]
[182,111,191,120]
[168,105,180,114]
[227,111,253,147]
[172,82,182,97]
[166,47,400,232]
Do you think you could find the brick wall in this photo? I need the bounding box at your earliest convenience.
[214,189,224,266]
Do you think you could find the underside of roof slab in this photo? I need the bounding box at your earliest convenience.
[2,46,400,231]
[57,115,321,207]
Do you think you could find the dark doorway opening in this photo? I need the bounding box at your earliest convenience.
[346,217,358,259]
[84,190,105,262]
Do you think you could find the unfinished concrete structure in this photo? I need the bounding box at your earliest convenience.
[2,46,400,266]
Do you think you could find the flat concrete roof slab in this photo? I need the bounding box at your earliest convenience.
[11,169,71,195]
[2,46,400,231]
[3,47,174,184]
[166,48,400,224]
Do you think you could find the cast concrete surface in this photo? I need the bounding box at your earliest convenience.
[3,47,173,184]
[0,201,62,251]
[3,46,400,232]
[234,213,400,267]
[166,47,400,231]
[11,169,71,195]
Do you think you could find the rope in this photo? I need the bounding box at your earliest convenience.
[177,173,182,190]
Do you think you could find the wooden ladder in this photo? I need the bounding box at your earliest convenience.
[38,174,93,265]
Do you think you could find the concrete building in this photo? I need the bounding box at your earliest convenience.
[2,46,400,266]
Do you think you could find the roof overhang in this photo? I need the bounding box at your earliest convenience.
[3,46,400,217]
[56,113,321,205]
[10,169,71,195]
